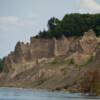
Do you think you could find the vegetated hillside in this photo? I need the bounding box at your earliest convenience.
[0,29,100,95]
[0,58,4,72]
[35,13,100,38]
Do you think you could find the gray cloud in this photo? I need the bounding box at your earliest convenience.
[78,0,100,13]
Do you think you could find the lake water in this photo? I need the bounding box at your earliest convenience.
[0,88,99,100]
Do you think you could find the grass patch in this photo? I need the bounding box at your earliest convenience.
[60,67,68,75]
[51,58,75,65]
[65,58,74,65]
[51,58,65,65]
[91,83,100,95]
[76,55,94,67]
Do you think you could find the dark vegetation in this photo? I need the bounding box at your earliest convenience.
[35,13,100,38]
[0,58,4,72]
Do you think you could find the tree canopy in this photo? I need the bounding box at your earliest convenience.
[35,13,100,38]
[0,58,4,72]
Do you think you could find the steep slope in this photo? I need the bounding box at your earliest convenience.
[0,30,100,95]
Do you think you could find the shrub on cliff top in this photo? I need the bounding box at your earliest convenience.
[35,13,100,38]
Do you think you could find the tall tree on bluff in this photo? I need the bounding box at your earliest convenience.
[36,13,100,38]
[48,17,60,31]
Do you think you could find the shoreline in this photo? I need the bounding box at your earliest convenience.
[0,86,99,96]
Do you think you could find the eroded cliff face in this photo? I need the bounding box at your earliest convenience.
[80,30,98,54]
[3,30,99,76]
[3,34,79,75]
[1,30,100,95]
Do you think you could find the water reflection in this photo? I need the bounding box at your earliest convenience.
[0,88,99,100]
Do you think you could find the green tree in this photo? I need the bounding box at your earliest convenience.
[36,13,100,38]
[47,17,60,30]
[0,58,4,72]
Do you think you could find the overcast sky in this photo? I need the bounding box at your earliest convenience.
[0,0,100,58]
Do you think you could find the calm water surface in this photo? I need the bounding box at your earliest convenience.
[0,88,99,100]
